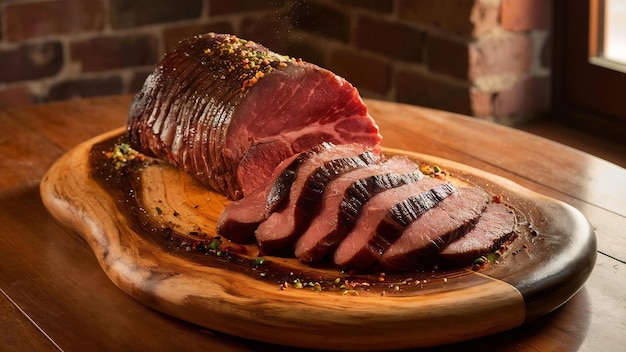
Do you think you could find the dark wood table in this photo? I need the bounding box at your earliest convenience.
[1,95,624,351]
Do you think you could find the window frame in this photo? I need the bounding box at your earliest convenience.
[553,0,626,142]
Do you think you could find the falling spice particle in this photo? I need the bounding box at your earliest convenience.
[202,33,298,94]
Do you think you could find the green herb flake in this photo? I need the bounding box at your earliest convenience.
[487,252,500,262]
[251,257,266,266]
[105,143,145,169]
[209,236,223,250]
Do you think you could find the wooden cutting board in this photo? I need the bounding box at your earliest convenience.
[40,128,596,351]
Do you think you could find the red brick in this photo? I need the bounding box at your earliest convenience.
[501,0,553,31]
[398,0,474,35]
[4,0,105,41]
[328,48,391,95]
[241,14,291,53]
[110,0,202,29]
[355,16,426,63]
[0,86,36,110]
[337,0,393,13]
[398,0,498,36]
[493,76,550,118]
[469,34,532,79]
[470,90,493,117]
[470,0,500,36]
[0,42,63,83]
[70,35,158,72]
[163,22,234,51]
[395,70,472,115]
[47,76,123,101]
[426,35,470,80]
[291,1,350,43]
[208,0,285,16]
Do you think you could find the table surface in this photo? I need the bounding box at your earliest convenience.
[1,95,624,351]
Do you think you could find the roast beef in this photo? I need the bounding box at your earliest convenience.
[437,202,516,267]
[333,177,448,270]
[378,186,490,272]
[294,156,424,263]
[128,33,381,200]
[255,144,380,255]
[126,32,517,274]
[215,144,329,243]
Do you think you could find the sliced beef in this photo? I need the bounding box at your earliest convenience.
[255,144,380,255]
[294,156,424,263]
[437,202,516,267]
[333,177,447,270]
[128,33,381,200]
[378,186,490,272]
[215,144,329,243]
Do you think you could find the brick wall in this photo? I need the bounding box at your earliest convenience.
[0,0,552,125]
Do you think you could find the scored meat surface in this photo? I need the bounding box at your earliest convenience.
[333,178,449,270]
[128,33,381,200]
[294,156,424,263]
[379,186,490,271]
[255,144,380,255]
[437,202,516,267]
[215,146,320,243]
[128,32,519,273]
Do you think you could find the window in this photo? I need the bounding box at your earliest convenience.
[602,0,626,64]
[590,0,626,72]
[554,0,626,141]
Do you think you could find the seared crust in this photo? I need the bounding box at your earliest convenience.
[128,33,381,200]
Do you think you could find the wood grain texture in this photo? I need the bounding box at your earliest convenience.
[0,113,65,192]
[2,95,624,351]
[0,188,255,352]
[0,290,60,352]
[39,126,595,350]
